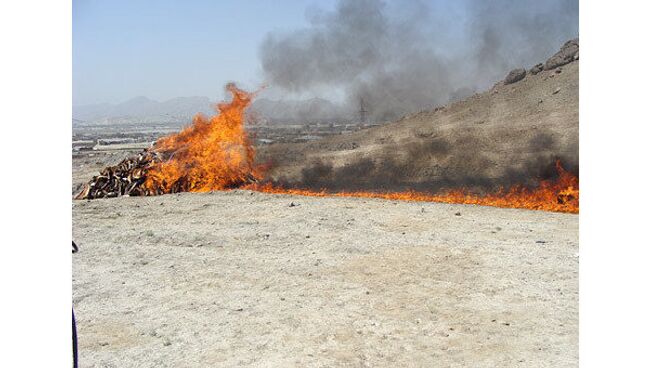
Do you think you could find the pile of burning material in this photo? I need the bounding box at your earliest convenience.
[75,83,261,200]
[74,150,162,199]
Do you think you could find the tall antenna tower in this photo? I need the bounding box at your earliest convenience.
[358,97,368,124]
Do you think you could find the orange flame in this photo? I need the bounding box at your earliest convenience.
[245,160,578,214]
[144,84,260,193]
[142,85,578,213]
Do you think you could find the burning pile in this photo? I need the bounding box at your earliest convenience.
[74,150,163,199]
[142,84,260,193]
[76,84,260,200]
[76,84,578,213]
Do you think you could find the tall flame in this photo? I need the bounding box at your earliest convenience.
[139,84,578,213]
[144,83,260,193]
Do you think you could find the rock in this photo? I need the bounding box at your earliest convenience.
[504,68,527,85]
[553,87,561,95]
[455,212,462,216]
[529,63,543,75]
[573,50,579,61]
[544,38,579,70]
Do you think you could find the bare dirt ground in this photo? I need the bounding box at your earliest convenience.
[73,191,578,367]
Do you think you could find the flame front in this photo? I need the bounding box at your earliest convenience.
[137,85,578,213]
[246,160,578,214]
[144,84,260,193]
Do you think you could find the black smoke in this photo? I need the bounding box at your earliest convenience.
[259,0,578,121]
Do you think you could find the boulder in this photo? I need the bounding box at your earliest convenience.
[504,68,527,85]
[530,63,544,75]
[544,38,579,70]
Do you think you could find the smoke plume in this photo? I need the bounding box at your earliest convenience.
[260,0,578,121]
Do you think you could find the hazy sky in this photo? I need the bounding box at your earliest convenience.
[73,0,339,105]
[73,0,576,107]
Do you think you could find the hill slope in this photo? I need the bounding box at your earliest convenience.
[260,41,578,192]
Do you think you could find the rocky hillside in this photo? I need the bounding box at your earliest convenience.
[259,39,579,192]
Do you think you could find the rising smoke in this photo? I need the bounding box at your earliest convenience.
[259,0,578,122]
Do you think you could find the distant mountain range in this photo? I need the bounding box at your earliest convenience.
[73,96,352,125]
[72,96,214,123]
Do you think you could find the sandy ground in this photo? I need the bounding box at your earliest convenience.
[72,190,578,367]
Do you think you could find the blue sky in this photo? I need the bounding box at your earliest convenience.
[73,0,576,107]
[73,0,339,105]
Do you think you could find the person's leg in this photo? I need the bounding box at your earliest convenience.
[72,309,78,368]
